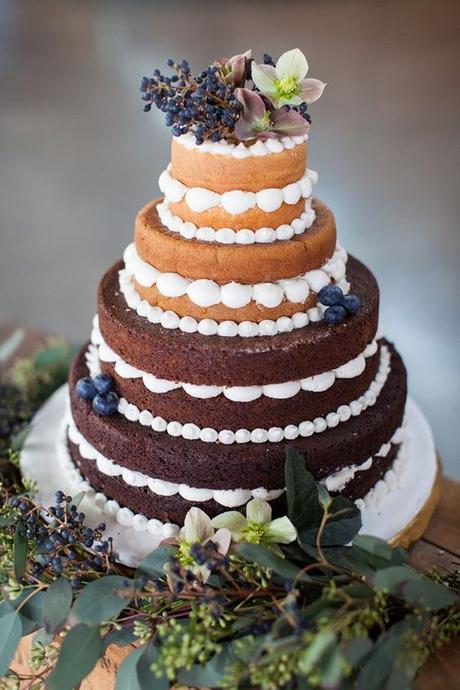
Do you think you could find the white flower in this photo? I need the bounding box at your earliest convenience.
[251,48,326,108]
[211,498,297,554]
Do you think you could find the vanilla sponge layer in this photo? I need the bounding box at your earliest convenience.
[171,137,307,193]
[135,198,337,284]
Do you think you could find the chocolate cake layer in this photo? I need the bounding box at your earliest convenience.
[68,440,399,524]
[99,348,380,429]
[69,340,406,491]
[98,256,379,386]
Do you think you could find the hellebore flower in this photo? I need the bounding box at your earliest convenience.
[215,49,252,86]
[234,88,310,141]
[211,498,297,556]
[251,48,325,108]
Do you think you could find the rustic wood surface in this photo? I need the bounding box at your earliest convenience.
[3,323,459,689]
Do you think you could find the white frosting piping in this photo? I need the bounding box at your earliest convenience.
[355,418,410,511]
[322,422,407,492]
[118,268,350,337]
[85,334,391,445]
[123,242,347,310]
[157,199,316,244]
[90,317,378,401]
[159,166,317,215]
[175,132,308,158]
[67,415,284,508]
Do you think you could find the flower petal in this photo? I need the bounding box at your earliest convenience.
[251,63,278,98]
[234,116,257,141]
[212,527,232,554]
[246,498,272,525]
[212,511,247,541]
[276,48,308,81]
[271,107,310,137]
[266,516,297,544]
[235,87,267,120]
[182,507,214,543]
[299,78,326,104]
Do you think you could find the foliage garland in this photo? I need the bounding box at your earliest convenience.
[0,332,459,690]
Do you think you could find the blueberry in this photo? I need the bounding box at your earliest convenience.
[92,392,118,416]
[341,293,362,315]
[324,305,347,325]
[93,374,114,395]
[317,285,344,307]
[76,377,97,401]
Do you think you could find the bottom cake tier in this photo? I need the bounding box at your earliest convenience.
[66,338,407,525]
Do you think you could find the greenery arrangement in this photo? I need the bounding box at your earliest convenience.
[0,333,459,690]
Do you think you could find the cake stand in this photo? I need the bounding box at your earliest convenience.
[19,385,440,567]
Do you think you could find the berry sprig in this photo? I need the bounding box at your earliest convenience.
[8,491,115,587]
[318,285,362,325]
[76,374,118,416]
[140,59,241,145]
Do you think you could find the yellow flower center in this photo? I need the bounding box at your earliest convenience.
[254,111,271,132]
[274,76,300,100]
[242,521,268,544]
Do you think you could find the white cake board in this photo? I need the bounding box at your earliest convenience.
[19,385,438,567]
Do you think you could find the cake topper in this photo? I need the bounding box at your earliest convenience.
[140,49,325,145]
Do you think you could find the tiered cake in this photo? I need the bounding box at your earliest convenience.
[66,50,408,538]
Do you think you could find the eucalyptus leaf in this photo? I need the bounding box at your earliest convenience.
[10,425,30,451]
[352,534,409,569]
[318,645,345,689]
[177,640,242,687]
[0,610,23,677]
[19,590,46,633]
[136,545,174,581]
[70,575,135,625]
[14,521,27,581]
[298,630,337,674]
[44,577,73,633]
[0,328,25,363]
[115,646,144,690]
[285,449,323,532]
[372,565,458,611]
[236,543,305,581]
[137,643,168,690]
[102,625,137,652]
[46,623,103,690]
[69,491,86,509]
[342,636,373,667]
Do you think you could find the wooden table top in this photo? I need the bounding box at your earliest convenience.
[2,322,459,689]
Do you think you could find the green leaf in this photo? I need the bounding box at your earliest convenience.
[102,625,137,653]
[115,646,143,690]
[236,543,306,581]
[70,576,135,626]
[46,623,103,690]
[372,565,458,611]
[0,514,17,527]
[10,425,30,451]
[137,643,167,690]
[343,636,373,667]
[44,578,73,633]
[319,496,362,546]
[298,630,337,674]
[352,535,409,569]
[178,640,242,687]
[136,545,174,581]
[14,521,27,581]
[285,449,323,532]
[0,610,23,676]
[0,328,25,363]
[69,491,86,509]
[19,590,46,633]
[318,645,345,689]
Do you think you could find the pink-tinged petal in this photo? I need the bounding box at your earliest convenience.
[251,62,277,96]
[234,116,257,141]
[299,78,326,104]
[229,49,252,63]
[235,87,267,120]
[276,48,308,81]
[159,536,179,546]
[271,107,310,137]
[228,55,247,85]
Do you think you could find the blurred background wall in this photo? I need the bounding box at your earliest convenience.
[0,0,459,476]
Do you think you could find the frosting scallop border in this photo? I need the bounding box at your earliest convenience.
[175,132,308,158]
[157,199,316,244]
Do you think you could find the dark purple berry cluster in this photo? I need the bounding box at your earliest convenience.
[76,374,118,416]
[140,59,241,145]
[318,285,362,325]
[9,491,114,586]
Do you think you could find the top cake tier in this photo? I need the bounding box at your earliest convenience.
[159,135,315,233]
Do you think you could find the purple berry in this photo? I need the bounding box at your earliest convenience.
[92,392,118,416]
[324,305,347,325]
[93,374,114,395]
[341,294,361,315]
[76,377,97,401]
[317,285,344,307]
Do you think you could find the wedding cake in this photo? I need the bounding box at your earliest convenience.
[66,49,408,539]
